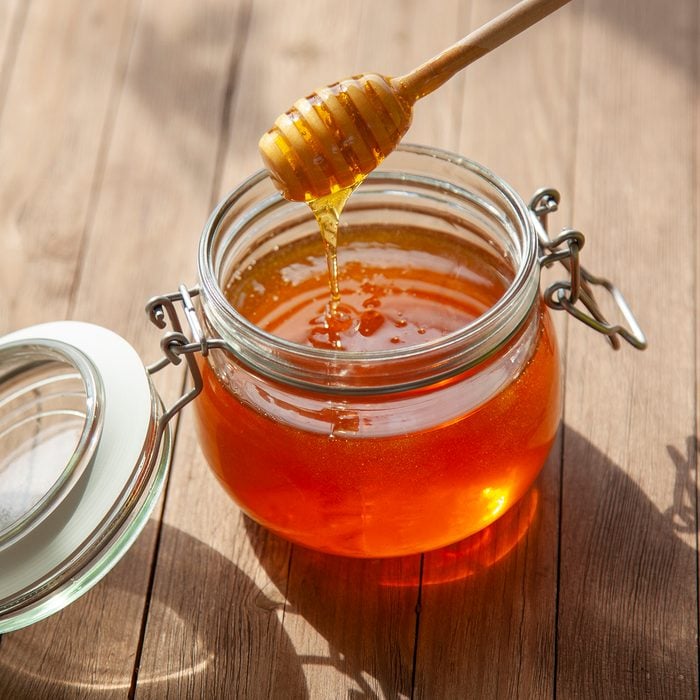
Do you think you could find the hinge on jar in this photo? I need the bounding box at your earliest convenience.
[145,285,227,427]
[529,188,647,350]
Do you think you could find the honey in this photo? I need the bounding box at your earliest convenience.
[306,185,357,337]
[195,219,560,557]
[224,223,512,352]
[193,146,562,557]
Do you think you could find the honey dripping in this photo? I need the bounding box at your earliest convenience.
[306,183,362,350]
[301,176,495,351]
[260,0,576,345]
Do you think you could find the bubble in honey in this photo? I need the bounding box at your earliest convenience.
[359,309,385,337]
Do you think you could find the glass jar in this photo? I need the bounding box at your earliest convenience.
[193,145,561,558]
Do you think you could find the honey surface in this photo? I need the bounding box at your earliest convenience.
[226,223,512,351]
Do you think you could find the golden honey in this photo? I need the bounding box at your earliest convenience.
[193,146,561,556]
[194,186,560,556]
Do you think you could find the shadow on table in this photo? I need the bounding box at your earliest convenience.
[239,486,541,698]
[241,427,697,697]
[0,518,308,698]
[552,430,697,697]
[0,428,695,698]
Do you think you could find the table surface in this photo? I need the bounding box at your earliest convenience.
[0,1,697,698]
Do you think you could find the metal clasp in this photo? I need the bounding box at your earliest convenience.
[529,188,647,351]
[145,285,227,430]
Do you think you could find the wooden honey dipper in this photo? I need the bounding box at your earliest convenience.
[259,0,572,202]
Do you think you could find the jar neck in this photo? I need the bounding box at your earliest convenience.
[198,145,540,395]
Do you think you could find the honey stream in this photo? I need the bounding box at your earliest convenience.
[306,183,362,349]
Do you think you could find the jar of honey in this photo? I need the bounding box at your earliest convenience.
[193,145,567,558]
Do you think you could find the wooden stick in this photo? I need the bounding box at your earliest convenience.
[396,0,573,101]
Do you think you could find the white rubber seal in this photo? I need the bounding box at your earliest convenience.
[0,322,152,601]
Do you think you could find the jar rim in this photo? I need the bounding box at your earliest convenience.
[197,144,540,392]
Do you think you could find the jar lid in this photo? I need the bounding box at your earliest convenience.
[0,322,172,633]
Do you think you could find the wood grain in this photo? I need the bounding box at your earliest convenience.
[75,1,256,697]
[0,0,135,334]
[0,0,24,122]
[0,1,696,697]
[557,0,699,696]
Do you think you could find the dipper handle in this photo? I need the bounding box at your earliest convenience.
[396,0,573,101]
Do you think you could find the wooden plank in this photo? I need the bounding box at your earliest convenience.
[697,2,700,691]
[71,0,255,696]
[280,548,421,699]
[0,0,21,59]
[557,0,698,696]
[0,0,25,121]
[0,0,139,694]
[0,0,134,334]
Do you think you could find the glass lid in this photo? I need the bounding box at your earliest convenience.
[0,339,103,551]
[0,321,172,633]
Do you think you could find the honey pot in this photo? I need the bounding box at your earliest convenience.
[188,144,643,557]
[0,145,645,631]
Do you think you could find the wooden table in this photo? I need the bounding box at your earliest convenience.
[0,1,696,697]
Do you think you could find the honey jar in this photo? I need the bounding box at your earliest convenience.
[187,145,643,557]
[0,145,645,630]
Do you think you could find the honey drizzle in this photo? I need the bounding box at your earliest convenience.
[307,182,363,348]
